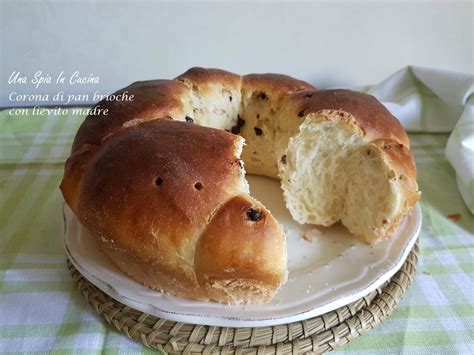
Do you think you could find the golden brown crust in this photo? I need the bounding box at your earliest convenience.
[66,119,287,304]
[96,194,286,304]
[195,194,286,304]
[242,73,316,97]
[100,242,209,301]
[71,80,189,153]
[60,144,99,213]
[288,89,410,147]
[175,67,242,88]
[195,195,286,286]
[75,120,244,264]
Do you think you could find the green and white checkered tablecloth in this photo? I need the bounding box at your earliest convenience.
[0,107,473,354]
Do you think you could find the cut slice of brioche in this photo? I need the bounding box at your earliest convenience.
[278,109,420,243]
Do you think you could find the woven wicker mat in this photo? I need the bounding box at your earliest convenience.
[67,240,418,354]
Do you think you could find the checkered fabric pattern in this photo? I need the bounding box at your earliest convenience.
[0,108,473,354]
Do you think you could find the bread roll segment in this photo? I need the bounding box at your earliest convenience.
[195,194,287,304]
[61,68,420,304]
[277,90,420,243]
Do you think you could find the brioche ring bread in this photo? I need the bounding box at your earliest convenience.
[60,68,420,304]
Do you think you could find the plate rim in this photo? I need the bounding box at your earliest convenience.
[64,204,421,327]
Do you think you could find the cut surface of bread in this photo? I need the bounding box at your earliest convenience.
[278,112,417,243]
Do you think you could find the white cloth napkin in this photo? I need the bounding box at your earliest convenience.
[366,66,474,214]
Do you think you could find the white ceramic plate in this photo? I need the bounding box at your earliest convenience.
[64,175,421,327]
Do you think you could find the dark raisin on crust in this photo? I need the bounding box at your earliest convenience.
[231,115,246,134]
[304,93,313,98]
[254,127,263,136]
[155,177,163,186]
[257,92,268,100]
[247,208,262,222]
[194,182,203,190]
[281,155,287,164]
[185,116,194,123]
[256,114,260,119]
[298,110,305,117]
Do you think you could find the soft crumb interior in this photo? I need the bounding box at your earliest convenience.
[233,136,250,194]
[181,82,241,130]
[279,115,401,243]
[176,78,405,243]
[238,90,280,178]
[342,146,401,242]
